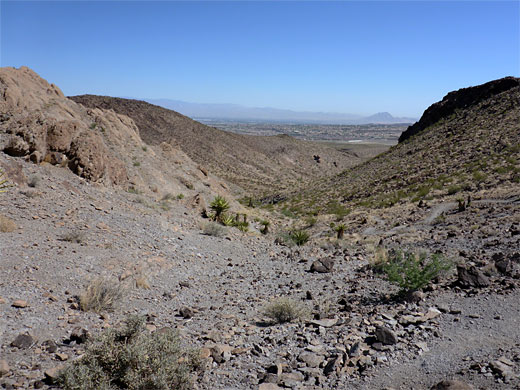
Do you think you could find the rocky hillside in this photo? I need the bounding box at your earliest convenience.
[0,66,238,211]
[285,76,520,215]
[70,95,361,196]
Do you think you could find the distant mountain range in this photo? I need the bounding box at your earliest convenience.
[142,98,417,124]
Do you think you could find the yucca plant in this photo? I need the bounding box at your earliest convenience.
[0,169,10,193]
[289,230,310,246]
[260,220,270,234]
[334,223,346,239]
[220,214,235,226]
[209,196,230,221]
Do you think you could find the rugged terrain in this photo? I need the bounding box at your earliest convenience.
[69,95,361,196]
[1,68,519,390]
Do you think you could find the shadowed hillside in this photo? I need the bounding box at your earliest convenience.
[284,77,520,215]
[70,95,362,196]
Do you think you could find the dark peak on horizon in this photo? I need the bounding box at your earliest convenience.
[399,76,520,143]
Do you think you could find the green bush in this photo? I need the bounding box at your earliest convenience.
[58,315,200,390]
[334,224,346,239]
[381,250,452,294]
[264,298,307,324]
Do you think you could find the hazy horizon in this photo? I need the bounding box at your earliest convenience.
[1,1,518,117]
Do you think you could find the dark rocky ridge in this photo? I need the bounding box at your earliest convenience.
[399,76,520,143]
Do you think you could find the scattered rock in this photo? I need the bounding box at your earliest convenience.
[10,333,35,349]
[0,360,9,377]
[310,258,334,273]
[11,299,28,308]
[179,306,194,319]
[375,326,398,345]
[457,265,490,288]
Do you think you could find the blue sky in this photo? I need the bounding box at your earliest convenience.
[1,1,519,117]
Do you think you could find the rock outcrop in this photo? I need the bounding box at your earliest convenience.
[0,66,127,184]
[399,76,520,143]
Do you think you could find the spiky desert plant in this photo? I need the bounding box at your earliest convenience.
[220,214,235,226]
[289,230,310,246]
[334,223,346,239]
[209,196,230,221]
[0,169,11,193]
[260,220,270,234]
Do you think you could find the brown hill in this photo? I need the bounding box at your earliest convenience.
[70,95,361,196]
[285,76,520,215]
[0,66,235,208]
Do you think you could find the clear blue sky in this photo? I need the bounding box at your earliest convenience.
[1,1,519,117]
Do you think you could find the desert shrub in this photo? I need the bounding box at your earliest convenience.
[0,214,16,233]
[27,174,41,188]
[209,196,230,221]
[59,230,86,243]
[133,161,141,167]
[264,298,308,324]
[80,278,125,313]
[58,315,200,390]
[289,230,310,246]
[381,250,452,294]
[201,222,225,237]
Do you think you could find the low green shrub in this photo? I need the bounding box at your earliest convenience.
[381,250,452,294]
[58,315,200,390]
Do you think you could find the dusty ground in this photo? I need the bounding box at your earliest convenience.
[1,154,519,390]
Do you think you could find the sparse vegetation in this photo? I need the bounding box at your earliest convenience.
[379,249,453,294]
[259,219,270,234]
[27,174,41,188]
[58,315,200,390]
[264,297,308,324]
[79,278,125,313]
[202,221,225,237]
[59,230,86,243]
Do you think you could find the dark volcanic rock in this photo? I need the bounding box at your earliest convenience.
[375,326,398,345]
[399,77,520,143]
[457,265,490,288]
[310,258,335,273]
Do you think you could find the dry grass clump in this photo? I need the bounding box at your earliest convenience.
[201,221,225,237]
[79,278,125,313]
[59,230,86,243]
[264,297,308,324]
[58,315,201,390]
[0,214,17,233]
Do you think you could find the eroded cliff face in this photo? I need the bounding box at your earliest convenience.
[0,66,128,184]
[0,66,237,211]
[399,76,520,143]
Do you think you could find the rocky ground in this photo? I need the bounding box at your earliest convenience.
[1,153,519,390]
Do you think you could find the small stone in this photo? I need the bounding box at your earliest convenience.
[179,306,194,319]
[41,340,58,353]
[375,326,398,345]
[0,360,10,377]
[44,366,64,384]
[55,353,68,361]
[11,333,35,349]
[69,327,89,344]
[11,300,28,308]
[0,297,6,304]
[298,351,325,368]
[309,318,338,328]
[310,258,334,273]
